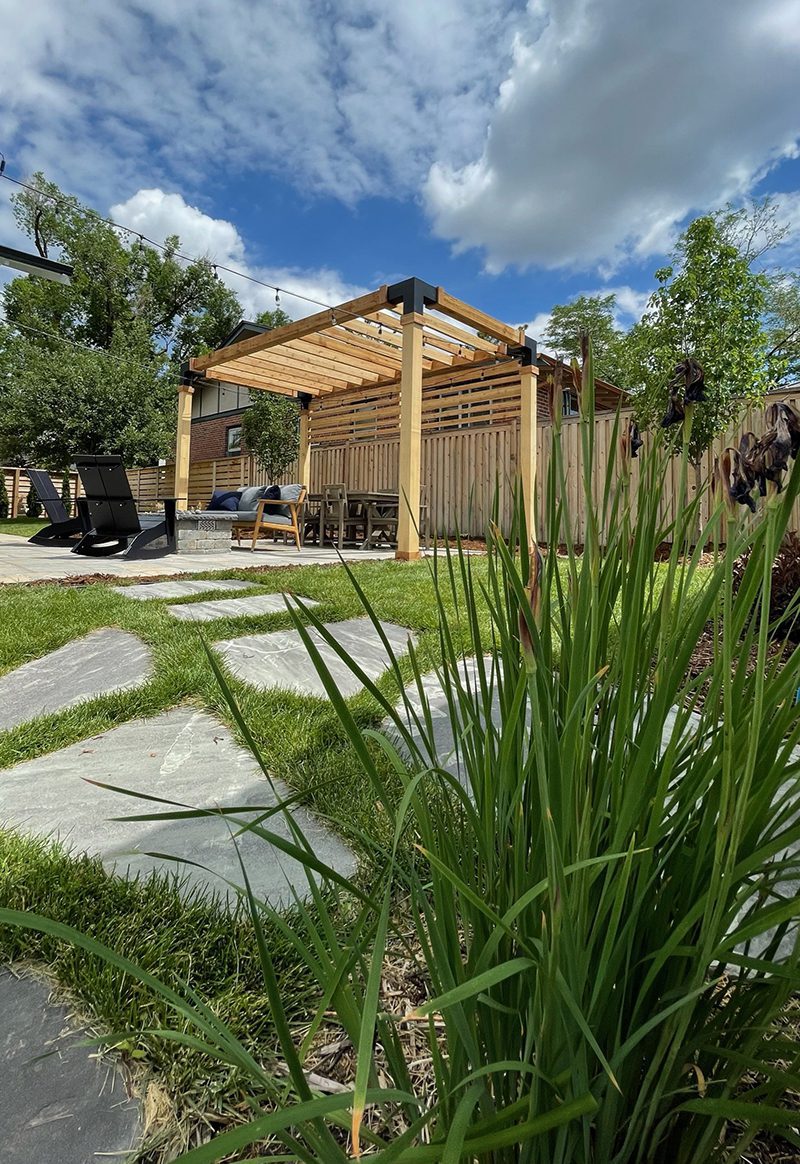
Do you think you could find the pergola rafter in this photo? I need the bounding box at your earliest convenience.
[185,277,539,557]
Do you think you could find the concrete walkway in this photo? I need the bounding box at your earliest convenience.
[0,970,140,1163]
[0,535,394,584]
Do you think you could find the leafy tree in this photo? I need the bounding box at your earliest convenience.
[627,215,772,459]
[0,474,9,519]
[254,307,292,330]
[542,293,628,385]
[241,392,300,483]
[764,273,800,385]
[0,173,243,469]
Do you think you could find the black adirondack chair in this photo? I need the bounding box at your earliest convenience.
[25,468,89,545]
[71,455,177,558]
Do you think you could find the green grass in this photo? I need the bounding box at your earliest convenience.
[0,516,47,539]
[0,557,486,1158]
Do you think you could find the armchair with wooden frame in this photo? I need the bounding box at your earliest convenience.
[244,485,307,552]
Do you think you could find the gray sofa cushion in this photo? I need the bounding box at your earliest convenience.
[238,485,267,512]
[280,484,303,504]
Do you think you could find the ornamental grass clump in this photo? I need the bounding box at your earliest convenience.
[4,340,800,1162]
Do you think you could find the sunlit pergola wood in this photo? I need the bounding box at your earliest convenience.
[185,277,542,558]
[175,383,194,507]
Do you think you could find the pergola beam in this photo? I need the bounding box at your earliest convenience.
[207,369,320,397]
[435,288,524,348]
[189,286,391,374]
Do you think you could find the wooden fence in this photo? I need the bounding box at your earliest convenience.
[122,389,800,543]
[2,467,81,517]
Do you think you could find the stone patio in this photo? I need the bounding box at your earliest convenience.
[0,629,153,732]
[0,708,356,905]
[0,533,396,585]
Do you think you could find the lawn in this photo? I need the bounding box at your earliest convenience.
[0,557,485,1158]
[0,516,47,539]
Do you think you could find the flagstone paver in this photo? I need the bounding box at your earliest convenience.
[167,592,318,622]
[0,629,153,733]
[386,657,499,785]
[0,970,140,1164]
[113,578,255,600]
[216,617,415,697]
[0,707,356,904]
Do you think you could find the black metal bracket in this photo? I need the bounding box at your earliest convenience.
[179,361,202,388]
[387,277,438,315]
[297,392,313,410]
[508,336,538,366]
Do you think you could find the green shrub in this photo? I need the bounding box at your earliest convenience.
[60,473,73,517]
[0,473,8,519]
[5,342,800,1162]
[25,485,42,519]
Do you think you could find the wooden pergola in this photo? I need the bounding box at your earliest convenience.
[186,277,538,559]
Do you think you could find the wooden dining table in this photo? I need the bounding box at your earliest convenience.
[307,490,427,549]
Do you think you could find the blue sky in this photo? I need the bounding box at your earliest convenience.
[1,0,799,340]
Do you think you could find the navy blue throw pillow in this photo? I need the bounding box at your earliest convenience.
[207,489,240,512]
[261,484,283,513]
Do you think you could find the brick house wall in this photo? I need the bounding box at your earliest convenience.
[190,411,248,462]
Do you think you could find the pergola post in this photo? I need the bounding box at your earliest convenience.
[175,380,194,509]
[397,311,425,560]
[298,394,312,490]
[515,339,539,541]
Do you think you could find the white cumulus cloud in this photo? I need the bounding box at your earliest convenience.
[109,189,367,319]
[426,0,800,272]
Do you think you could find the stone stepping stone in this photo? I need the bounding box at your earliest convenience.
[167,593,319,622]
[0,708,356,905]
[0,970,140,1164]
[113,578,254,600]
[0,629,153,733]
[216,617,415,698]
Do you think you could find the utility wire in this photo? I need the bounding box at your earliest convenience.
[0,167,337,313]
[0,317,155,365]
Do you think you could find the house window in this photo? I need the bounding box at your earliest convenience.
[562,388,578,418]
[225,425,242,457]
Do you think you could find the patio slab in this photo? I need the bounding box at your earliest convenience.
[0,707,356,905]
[113,578,255,600]
[0,536,396,585]
[0,970,140,1164]
[216,617,415,697]
[0,629,153,733]
[167,592,319,622]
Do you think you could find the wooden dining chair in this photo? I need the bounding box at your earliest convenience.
[320,484,365,549]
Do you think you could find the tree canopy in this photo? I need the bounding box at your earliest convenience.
[241,391,300,483]
[0,173,243,468]
[627,214,771,457]
[541,294,627,386]
[541,199,795,459]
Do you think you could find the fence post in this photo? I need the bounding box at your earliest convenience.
[11,468,21,517]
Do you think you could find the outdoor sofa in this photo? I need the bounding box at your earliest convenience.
[206,484,306,551]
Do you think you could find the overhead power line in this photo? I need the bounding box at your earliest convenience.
[0,166,337,313]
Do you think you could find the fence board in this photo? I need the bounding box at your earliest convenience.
[123,390,800,542]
